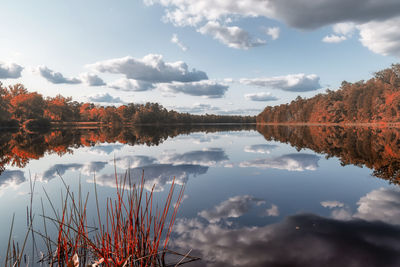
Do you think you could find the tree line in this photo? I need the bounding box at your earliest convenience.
[0,83,255,128]
[257,64,400,123]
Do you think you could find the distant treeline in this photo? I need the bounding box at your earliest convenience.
[257,64,400,124]
[0,83,255,128]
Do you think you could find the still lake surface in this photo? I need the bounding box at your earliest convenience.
[1,124,400,266]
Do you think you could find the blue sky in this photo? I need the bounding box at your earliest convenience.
[0,0,398,115]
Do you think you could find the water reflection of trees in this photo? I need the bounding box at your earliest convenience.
[257,125,400,183]
[0,124,255,174]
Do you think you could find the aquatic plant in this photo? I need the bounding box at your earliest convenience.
[4,171,199,266]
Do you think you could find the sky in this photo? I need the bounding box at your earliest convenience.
[0,0,399,115]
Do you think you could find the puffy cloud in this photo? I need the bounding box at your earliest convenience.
[198,21,266,49]
[357,16,400,57]
[244,92,278,101]
[321,200,352,220]
[240,74,321,92]
[240,153,320,171]
[88,144,124,155]
[171,33,188,51]
[265,27,280,40]
[88,54,208,83]
[42,161,107,180]
[160,148,229,166]
[81,161,107,176]
[322,23,355,43]
[42,163,83,180]
[148,0,400,55]
[263,204,279,217]
[244,144,278,154]
[146,0,272,27]
[148,0,400,29]
[112,155,157,169]
[157,80,228,98]
[333,22,356,36]
[199,195,266,223]
[87,93,125,104]
[0,170,25,191]
[354,187,400,225]
[175,133,221,144]
[108,78,155,91]
[172,103,221,114]
[96,164,208,191]
[79,73,106,86]
[172,213,400,267]
[320,200,345,209]
[0,62,23,79]
[322,34,347,43]
[36,65,81,84]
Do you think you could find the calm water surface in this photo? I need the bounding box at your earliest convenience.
[0,125,400,266]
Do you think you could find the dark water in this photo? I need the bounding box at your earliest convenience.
[0,124,400,266]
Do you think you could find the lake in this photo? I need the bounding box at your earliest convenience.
[1,124,400,266]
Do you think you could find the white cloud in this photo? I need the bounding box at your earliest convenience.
[0,62,23,79]
[240,153,320,171]
[0,170,26,192]
[88,144,124,155]
[81,161,107,176]
[42,163,83,180]
[160,148,229,166]
[245,92,278,101]
[264,204,279,217]
[198,195,265,223]
[357,16,400,57]
[87,92,125,103]
[36,65,81,84]
[157,80,228,98]
[108,78,155,91]
[333,22,356,36]
[354,187,400,225]
[240,74,321,92]
[148,0,400,29]
[265,27,280,40]
[171,33,188,51]
[320,200,345,209]
[88,54,208,83]
[80,72,106,86]
[148,0,400,55]
[96,164,208,192]
[198,21,266,49]
[244,144,278,154]
[112,155,157,169]
[322,34,347,43]
[172,103,221,114]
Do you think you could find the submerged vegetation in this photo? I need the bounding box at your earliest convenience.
[0,83,255,130]
[5,172,198,266]
[257,64,400,124]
